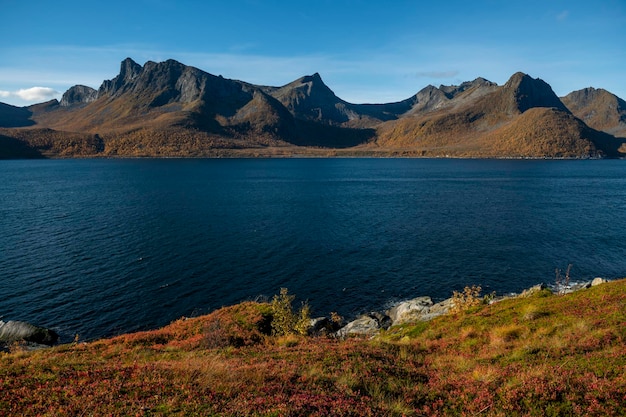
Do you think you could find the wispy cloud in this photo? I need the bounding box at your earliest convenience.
[556,10,569,21]
[415,70,460,79]
[0,87,60,102]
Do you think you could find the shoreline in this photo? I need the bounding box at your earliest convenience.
[2,277,612,350]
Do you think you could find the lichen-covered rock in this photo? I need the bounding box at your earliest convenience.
[387,296,455,325]
[335,312,391,338]
[387,296,433,325]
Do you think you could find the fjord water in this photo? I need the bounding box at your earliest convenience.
[2,158,626,342]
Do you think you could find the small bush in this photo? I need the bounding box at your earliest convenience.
[270,288,311,336]
[450,285,483,313]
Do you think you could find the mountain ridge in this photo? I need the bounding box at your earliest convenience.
[1,57,625,158]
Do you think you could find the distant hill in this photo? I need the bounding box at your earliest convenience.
[375,72,623,158]
[1,58,625,158]
[561,87,626,138]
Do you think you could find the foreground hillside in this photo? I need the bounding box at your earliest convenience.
[1,58,625,158]
[1,279,624,416]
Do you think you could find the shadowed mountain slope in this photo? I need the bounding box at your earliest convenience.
[0,102,34,128]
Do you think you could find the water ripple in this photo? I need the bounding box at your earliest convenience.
[2,159,626,341]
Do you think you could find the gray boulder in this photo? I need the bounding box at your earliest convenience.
[387,296,455,326]
[335,312,391,338]
[0,320,59,346]
[387,296,433,325]
[591,277,608,287]
[422,298,455,320]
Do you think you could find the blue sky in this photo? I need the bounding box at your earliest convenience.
[0,0,624,107]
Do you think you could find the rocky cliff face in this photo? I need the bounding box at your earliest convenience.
[98,57,143,97]
[98,58,254,110]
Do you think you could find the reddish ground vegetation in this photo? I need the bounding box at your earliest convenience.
[1,280,625,416]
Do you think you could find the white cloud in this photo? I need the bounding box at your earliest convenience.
[0,86,60,105]
[556,10,569,21]
[15,86,60,101]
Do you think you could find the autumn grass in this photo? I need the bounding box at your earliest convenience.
[1,280,625,416]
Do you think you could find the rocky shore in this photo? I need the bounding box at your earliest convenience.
[1,278,610,350]
[327,277,610,338]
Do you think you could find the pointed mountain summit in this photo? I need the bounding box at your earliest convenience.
[477,72,569,116]
[98,57,143,97]
[267,72,351,125]
[505,72,569,113]
[561,87,626,137]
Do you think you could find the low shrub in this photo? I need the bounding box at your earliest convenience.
[450,285,483,313]
[270,288,312,336]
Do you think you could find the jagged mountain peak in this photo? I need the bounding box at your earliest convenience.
[439,77,497,98]
[297,72,323,83]
[267,72,347,124]
[280,72,337,99]
[96,57,249,110]
[118,57,143,82]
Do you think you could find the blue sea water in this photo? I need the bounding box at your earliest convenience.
[1,158,626,342]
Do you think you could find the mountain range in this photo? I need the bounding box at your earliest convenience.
[1,57,625,158]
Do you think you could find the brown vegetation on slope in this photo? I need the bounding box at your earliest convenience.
[0,128,104,158]
[481,108,615,158]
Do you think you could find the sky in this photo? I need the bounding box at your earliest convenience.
[0,0,624,107]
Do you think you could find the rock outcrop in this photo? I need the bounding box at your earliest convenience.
[334,312,391,338]
[59,85,98,107]
[504,72,569,114]
[0,320,59,347]
[333,277,613,338]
